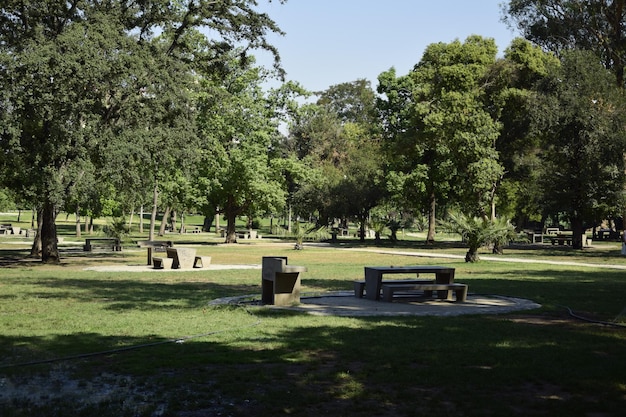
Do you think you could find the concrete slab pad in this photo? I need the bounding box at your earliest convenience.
[211,291,541,317]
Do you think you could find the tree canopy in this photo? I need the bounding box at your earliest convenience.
[379,36,504,242]
[532,50,626,248]
[504,0,626,86]
[0,0,286,261]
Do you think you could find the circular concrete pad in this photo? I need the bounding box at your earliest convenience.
[212,292,541,317]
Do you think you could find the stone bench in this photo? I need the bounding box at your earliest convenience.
[152,257,174,269]
[262,256,306,306]
[381,283,468,303]
[193,256,212,268]
[353,279,435,298]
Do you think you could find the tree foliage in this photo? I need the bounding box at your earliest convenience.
[379,36,504,243]
[0,0,286,260]
[504,0,626,86]
[439,211,518,262]
[485,38,560,225]
[532,50,626,248]
[195,55,286,243]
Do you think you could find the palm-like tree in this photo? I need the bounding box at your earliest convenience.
[439,211,518,262]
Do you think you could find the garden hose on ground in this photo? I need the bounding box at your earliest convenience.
[558,304,626,328]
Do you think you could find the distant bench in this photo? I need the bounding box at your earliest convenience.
[237,230,261,239]
[550,235,572,246]
[83,237,121,252]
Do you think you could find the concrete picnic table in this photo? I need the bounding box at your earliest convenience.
[364,265,456,301]
[166,247,197,269]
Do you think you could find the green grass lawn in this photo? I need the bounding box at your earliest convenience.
[1,219,625,416]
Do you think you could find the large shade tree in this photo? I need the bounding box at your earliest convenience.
[483,38,560,227]
[532,50,626,249]
[287,80,385,233]
[378,36,504,243]
[195,55,286,243]
[504,0,626,228]
[0,0,286,262]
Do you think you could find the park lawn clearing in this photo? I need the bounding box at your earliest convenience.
[0,242,625,416]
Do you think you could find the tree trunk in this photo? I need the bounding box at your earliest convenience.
[75,206,81,238]
[287,204,292,233]
[179,212,185,234]
[225,198,238,243]
[203,215,213,233]
[426,190,436,244]
[359,215,366,242]
[465,249,479,263]
[571,217,585,250]
[139,205,144,234]
[128,209,134,233]
[30,207,43,258]
[225,211,238,243]
[41,201,60,264]
[149,182,158,241]
[159,206,171,236]
[170,209,177,233]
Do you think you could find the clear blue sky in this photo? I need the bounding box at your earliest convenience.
[256,0,519,92]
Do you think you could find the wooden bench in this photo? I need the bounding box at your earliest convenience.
[193,256,212,268]
[152,257,174,269]
[381,283,468,303]
[353,279,434,298]
[83,237,122,251]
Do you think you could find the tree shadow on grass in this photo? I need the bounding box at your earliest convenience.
[1,310,625,417]
[463,267,626,318]
[4,276,257,311]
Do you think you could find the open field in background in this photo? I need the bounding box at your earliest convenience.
[1,211,626,416]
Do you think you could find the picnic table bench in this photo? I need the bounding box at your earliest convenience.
[152,257,174,269]
[382,283,468,302]
[193,256,211,268]
[353,279,435,298]
[83,237,122,252]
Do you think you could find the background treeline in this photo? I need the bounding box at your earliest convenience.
[2,0,626,262]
